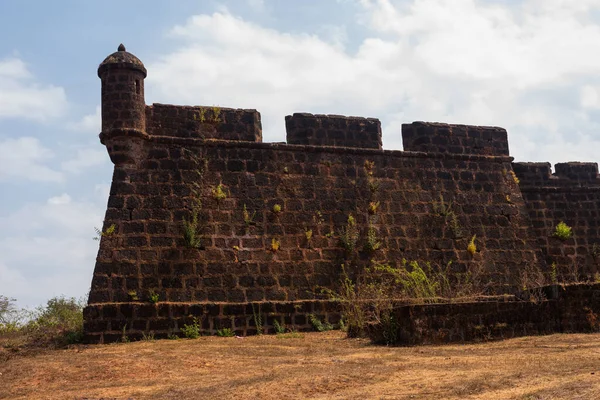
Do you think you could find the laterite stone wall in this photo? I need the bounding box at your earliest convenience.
[513,162,600,279]
[367,283,600,345]
[85,118,546,342]
[285,113,382,149]
[402,122,509,156]
[145,103,262,142]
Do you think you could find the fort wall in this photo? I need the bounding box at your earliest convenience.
[367,283,600,345]
[85,45,600,343]
[513,162,600,278]
[85,116,545,342]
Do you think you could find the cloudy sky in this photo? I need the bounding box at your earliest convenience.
[2,0,600,308]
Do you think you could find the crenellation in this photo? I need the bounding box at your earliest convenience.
[145,103,262,142]
[402,121,510,156]
[285,112,382,149]
[554,162,600,181]
[512,162,553,183]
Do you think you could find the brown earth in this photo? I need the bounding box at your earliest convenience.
[2,331,600,400]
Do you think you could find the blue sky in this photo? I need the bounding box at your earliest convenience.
[2,0,600,308]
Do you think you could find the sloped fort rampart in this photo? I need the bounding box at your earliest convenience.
[84,45,600,343]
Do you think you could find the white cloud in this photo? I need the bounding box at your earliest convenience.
[0,57,68,121]
[146,3,600,165]
[48,193,71,205]
[61,146,108,174]
[0,195,104,307]
[68,105,101,134]
[581,85,600,109]
[0,137,64,182]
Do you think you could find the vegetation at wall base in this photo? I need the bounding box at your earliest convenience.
[216,328,235,337]
[309,314,333,332]
[0,295,85,350]
[324,259,491,339]
[181,317,201,339]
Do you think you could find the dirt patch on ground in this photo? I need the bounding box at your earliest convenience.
[2,331,600,399]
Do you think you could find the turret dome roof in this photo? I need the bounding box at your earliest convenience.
[98,44,147,77]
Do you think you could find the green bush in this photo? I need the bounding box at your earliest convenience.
[181,317,201,339]
[25,296,85,347]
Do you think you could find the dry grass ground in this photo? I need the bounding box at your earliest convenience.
[2,331,600,399]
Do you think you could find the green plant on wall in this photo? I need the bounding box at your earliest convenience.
[509,170,520,184]
[364,217,381,253]
[93,223,116,241]
[270,238,281,252]
[364,160,380,194]
[450,213,463,238]
[433,195,453,219]
[553,221,573,240]
[304,228,313,247]
[148,290,160,304]
[232,245,240,262]
[180,148,206,249]
[467,235,477,255]
[182,211,202,249]
[194,108,206,123]
[127,290,139,301]
[340,214,359,255]
[368,179,380,194]
[242,204,256,228]
[314,210,325,225]
[193,106,221,125]
[373,261,444,300]
[368,201,380,215]
[211,183,227,203]
[211,106,221,124]
[432,195,463,238]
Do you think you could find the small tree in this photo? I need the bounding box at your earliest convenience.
[0,295,22,332]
